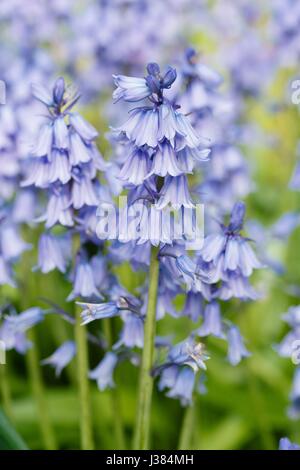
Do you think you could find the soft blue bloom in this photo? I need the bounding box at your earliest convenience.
[41,341,76,377]
[113,75,151,103]
[77,301,119,325]
[182,291,204,322]
[0,308,44,354]
[114,313,144,349]
[279,437,300,450]
[89,352,118,391]
[227,325,250,365]
[165,366,195,406]
[198,301,225,339]
[36,233,69,273]
[200,202,262,279]
[68,257,102,301]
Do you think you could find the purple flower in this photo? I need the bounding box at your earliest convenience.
[36,233,70,273]
[0,308,44,354]
[198,301,225,339]
[77,301,119,325]
[89,352,118,391]
[227,325,250,365]
[164,366,196,406]
[279,438,300,450]
[68,257,102,301]
[41,341,76,377]
[114,313,144,349]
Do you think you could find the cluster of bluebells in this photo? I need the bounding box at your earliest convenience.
[1,0,298,431]
[22,77,116,307]
[74,63,263,407]
[176,48,253,212]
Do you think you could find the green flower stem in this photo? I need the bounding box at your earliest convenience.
[133,246,160,450]
[178,404,195,450]
[75,305,94,450]
[103,319,126,449]
[0,361,13,422]
[26,329,57,450]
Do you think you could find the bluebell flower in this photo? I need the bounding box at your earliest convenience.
[112,62,210,246]
[227,325,250,365]
[0,320,31,354]
[199,201,262,283]
[77,301,119,325]
[114,313,144,349]
[0,308,44,354]
[182,291,204,322]
[198,301,225,339]
[165,366,196,406]
[24,77,108,233]
[36,233,70,273]
[68,256,103,301]
[89,352,118,391]
[279,438,300,450]
[156,338,208,406]
[113,75,152,103]
[41,341,76,377]
[4,308,44,332]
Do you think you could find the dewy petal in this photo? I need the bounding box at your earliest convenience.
[53,116,69,149]
[69,113,98,141]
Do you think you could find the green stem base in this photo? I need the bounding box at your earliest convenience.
[133,246,160,450]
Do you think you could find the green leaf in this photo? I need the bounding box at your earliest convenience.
[0,409,28,450]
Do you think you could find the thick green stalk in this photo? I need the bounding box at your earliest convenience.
[133,246,160,449]
[26,329,57,450]
[103,319,126,449]
[178,404,195,450]
[75,306,94,450]
[0,361,13,422]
